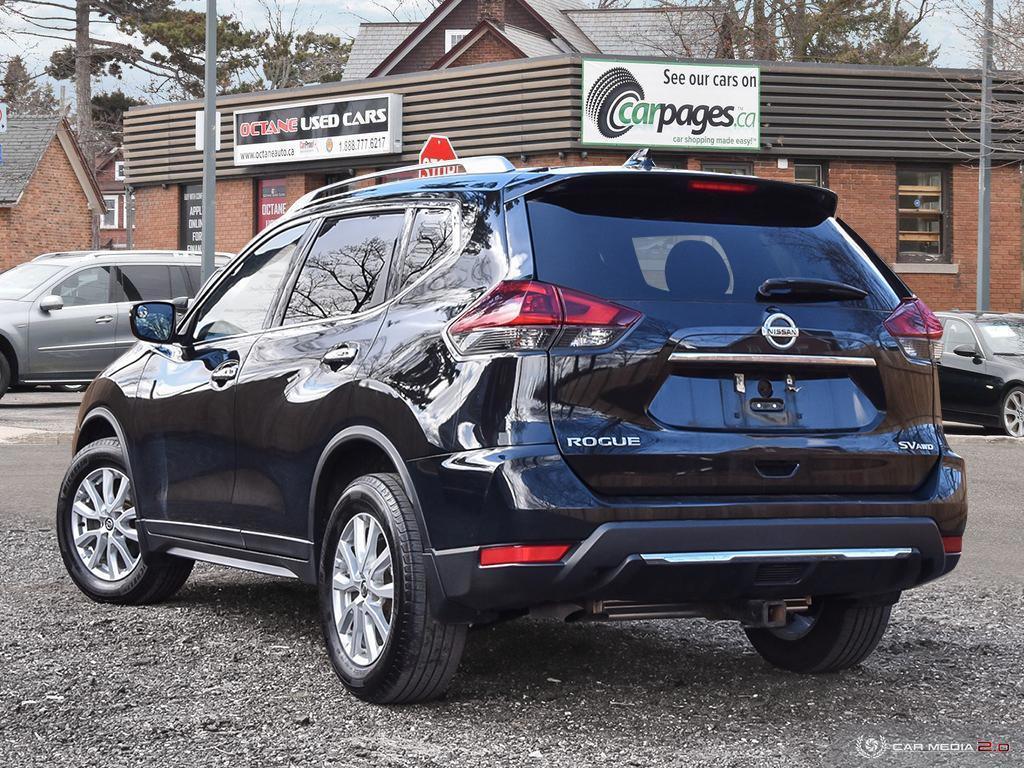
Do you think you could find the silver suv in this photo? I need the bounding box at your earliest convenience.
[0,250,231,398]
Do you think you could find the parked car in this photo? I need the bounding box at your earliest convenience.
[56,159,966,704]
[937,311,1024,437]
[0,250,231,399]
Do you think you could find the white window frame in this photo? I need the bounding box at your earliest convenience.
[444,29,471,52]
[101,194,120,229]
[113,160,126,181]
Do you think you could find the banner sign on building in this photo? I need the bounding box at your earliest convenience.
[233,94,402,167]
[257,178,287,231]
[179,183,203,252]
[580,59,760,152]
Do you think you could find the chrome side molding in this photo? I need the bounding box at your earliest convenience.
[639,547,914,564]
[669,352,877,367]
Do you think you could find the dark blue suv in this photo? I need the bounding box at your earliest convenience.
[57,158,966,703]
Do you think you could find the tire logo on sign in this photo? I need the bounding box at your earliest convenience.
[585,67,644,139]
[761,312,800,350]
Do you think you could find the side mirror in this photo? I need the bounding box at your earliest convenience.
[130,301,176,343]
[953,344,981,360]
[171,295,191,311]
[39,294,64,312]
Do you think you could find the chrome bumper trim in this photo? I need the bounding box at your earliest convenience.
[639,547,914,564]
[669,352,877,367]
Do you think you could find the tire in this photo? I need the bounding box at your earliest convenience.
[744,598,892,673]
[1000,386,1024,438]
[318,473,467,704]
[0,352,11,400]
[57,437,193,604]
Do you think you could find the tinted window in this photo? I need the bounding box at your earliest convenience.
[53,267,111,307]
[283,213,404,323]
[170,266,190,298]
[527,178,899,310]
[396,208,455,293]
[942,319,976,352]
[192,225,307,341]
[117,265,172,301]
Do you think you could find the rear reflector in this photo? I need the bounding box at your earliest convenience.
[883,297,944,362]
[448,280,641,355]
[479,543,572,566]
[942,536,963,554]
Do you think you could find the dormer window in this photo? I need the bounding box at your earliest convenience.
[445,29,471,52]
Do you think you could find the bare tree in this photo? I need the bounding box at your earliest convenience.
[942,0,1024,158]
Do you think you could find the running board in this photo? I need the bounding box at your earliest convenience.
[165,547,300,579]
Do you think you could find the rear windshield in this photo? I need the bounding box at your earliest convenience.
[0,263,64,300]
[527,177,900,310]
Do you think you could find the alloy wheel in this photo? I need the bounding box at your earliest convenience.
[70,467,141,581]
[1004,390,1024,438]
[331,512,395,666]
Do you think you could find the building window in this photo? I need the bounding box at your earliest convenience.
[794,162,826,187]
[701,161,753,176]
[114,160,126,181]
[445,29,471,52]
[100,195,120,229]
[897,168,947,264]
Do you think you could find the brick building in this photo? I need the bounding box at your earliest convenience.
[94,147,132,249]
[0,116,104,270]
[123,0,1024,311]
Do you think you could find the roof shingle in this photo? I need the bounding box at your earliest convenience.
[343,22,421,80]
[566,7,720,58]
[0,116,61,206]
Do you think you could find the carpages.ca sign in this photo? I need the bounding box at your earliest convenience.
[581,59,760,151]
[233,93,402,166]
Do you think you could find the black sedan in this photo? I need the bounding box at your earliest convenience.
[937,311,1024,437]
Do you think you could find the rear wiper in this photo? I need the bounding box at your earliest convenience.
[757,278,868,302]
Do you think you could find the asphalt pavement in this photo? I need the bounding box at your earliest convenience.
[0,392,1021,767]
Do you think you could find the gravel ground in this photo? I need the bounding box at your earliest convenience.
[1,526,1020,768]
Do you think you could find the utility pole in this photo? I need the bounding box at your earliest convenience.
[977,0,994,311]
[201,0,217,285]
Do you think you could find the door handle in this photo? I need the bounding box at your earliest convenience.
[321,345,357,370]
[210,361,239,385]
[94,315,114,324]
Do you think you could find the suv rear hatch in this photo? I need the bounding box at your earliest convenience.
[526,172,943,497]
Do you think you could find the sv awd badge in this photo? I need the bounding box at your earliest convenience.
[566,436,641,448]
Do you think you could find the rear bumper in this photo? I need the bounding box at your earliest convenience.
[426,517,959,621]
[409,443,966,622]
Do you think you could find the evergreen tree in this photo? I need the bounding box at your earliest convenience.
[1,56,61,116]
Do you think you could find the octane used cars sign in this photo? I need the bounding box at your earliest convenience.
[581,58,760,151]
[233,93,402,166]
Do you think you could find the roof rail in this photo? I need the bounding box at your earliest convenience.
[286,156,517,216]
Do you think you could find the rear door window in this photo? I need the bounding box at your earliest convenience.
[526,175,900,310]
[395,208,456,294]
[282,213,404,324]
[117,265,172,301]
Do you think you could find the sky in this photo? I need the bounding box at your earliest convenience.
[0,0,980,107]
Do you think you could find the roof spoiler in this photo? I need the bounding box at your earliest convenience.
[286,156,516,217]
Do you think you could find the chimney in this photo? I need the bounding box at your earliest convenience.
[478,0,505,24]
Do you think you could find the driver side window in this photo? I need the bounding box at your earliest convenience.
[942,319,976,354]
[191,224,308,342]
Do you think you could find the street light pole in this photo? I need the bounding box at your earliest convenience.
[201,0,217,285]
[976,0,994,311]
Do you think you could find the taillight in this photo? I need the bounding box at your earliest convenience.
[448,280,641,355]
[479,543,572,566]
[883,297,943,362]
